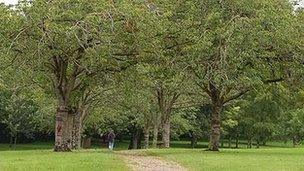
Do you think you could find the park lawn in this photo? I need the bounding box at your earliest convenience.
[0,143,129,171]
[145,147,304,171]
[1,141,304,171]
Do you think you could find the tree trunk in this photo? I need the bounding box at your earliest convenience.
[143,128,150,149]
[256,138,260,149]
[152,123,159,148]
[247,138,252,148]
[209,104,222,151]
[262,139,267,146]
[54,105,72,152]
[156,86,178,149]
[129,128,141,149]
[66,110,74,147]
[162,118,170,148]
[191,133,198,148]
[137,131,142,149]
[82,137,91,149]
[228,136,231,148]
[235,133,239,149]
[293,136,299,147]
[71,109,83,149]
[152,113,161,148]
[132,130,139,149]
[13,135,17,150]
[128,137,133,150]
[73,106,89,149]
[72,116,82,149]
[9,134,13,148]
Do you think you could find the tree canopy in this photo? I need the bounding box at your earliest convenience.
[0,0,303,152]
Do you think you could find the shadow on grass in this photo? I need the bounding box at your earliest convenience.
[0,142,53,151]
[0,141,130,152]
[1,140,301,152]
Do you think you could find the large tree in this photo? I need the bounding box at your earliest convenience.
[186,0,299,151]
[7,0,141,151]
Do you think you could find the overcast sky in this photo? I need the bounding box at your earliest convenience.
[1,0,303,7]
[0,0,17,5]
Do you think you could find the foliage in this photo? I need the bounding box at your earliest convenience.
[0,89,39,143]
[0,0,303,150]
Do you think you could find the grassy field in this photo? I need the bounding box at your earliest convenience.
[1,141,304,171]
[0,143,129,171]
[145,147,304,171]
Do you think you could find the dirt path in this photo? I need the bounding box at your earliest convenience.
[118,150,187,171]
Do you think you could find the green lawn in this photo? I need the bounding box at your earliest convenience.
[145,147,304,171]
[0,143,129,171]
[1,141,304,171]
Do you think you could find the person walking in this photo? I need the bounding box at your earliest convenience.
[107,130,116,150]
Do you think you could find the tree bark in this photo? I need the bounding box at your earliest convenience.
[143,127,150,149]
[262,139,267,146]
[13,135,17,150]
[9,134,13,148]
[152,111,161,148]
[247,138,252,148]
[73,105,89,149]
[71,107,84,149]
[54,105,72,152]
[256,138,260,149]
[82,137,91,149]
[209,104,222,151]
[208,82,223,151]
[71,113,82,149]
[235,133,239,148]
[129,128,141,149]
[67,110,74,147]
[292,136,300,147]
[128,137,133,150]
[137,132,142,149]
[133,130,139,149]
[191,133,198,148]
[228,136,232,148]
[152,123,159,148]
[162,117,170,148]
[156,85,178,149]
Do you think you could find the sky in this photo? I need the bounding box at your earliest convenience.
[0,0,303,7]
[296,0,304,7]
[0,0,18,5]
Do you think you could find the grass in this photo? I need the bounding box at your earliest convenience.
[145,147,304,171]
[0,143,129,171]
[1,141,304,171]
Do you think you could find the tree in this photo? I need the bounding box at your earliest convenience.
[111,67,156,149]
[0,89,39,148]
[222,106,240,148]
[7,0,142,151]
[139,1,196,148]
[283,109,304,147]
[241,86,284,148]
[278,87,304,146]
[186,0,298,151]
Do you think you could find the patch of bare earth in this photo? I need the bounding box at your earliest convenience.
[117,150,187,171]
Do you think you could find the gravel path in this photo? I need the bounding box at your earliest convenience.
[118,150,187,171]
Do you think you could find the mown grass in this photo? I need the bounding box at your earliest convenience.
[145,147,304,171]
[1,141,304,171]
[0,143,129,171]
